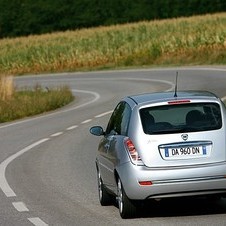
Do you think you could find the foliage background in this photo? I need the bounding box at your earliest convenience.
[0,0,226,38]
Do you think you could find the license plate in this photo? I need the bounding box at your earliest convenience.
[165,146,206,158]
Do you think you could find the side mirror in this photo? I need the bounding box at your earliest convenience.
[90,126,105,136]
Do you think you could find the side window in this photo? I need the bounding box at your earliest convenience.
[105,102,131,135]
[121,103,131,135]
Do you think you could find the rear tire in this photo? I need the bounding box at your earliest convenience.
[97,169,112,206]
[117,178,136,219]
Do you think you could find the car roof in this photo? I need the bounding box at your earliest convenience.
[124,91,219,106]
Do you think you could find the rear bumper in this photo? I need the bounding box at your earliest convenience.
[118,162,226,200]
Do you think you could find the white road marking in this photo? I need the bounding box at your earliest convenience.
[66,125,78,130]
[28,217,48,226]
[12,202,29,212]
[0,138,49,197]
[50,132,63,137]
[95,111,113,118]
[81,119,92,124]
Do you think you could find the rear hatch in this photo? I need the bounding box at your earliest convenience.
[139,99,226,168]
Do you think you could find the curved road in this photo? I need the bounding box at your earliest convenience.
[0,67,226,225]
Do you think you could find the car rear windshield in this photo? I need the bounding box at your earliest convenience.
[140,102,222,134]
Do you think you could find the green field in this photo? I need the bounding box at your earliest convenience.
[0,13,226,76]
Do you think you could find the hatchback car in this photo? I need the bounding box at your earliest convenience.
[90,91,226,218]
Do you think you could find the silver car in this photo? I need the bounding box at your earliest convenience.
[90,91,226,218]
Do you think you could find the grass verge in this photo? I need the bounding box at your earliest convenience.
[0,84,74,123]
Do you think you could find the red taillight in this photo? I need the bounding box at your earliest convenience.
[126,139,138,160]
[168,100,190,105]
[139,181,153,186]
[124,138,143,165]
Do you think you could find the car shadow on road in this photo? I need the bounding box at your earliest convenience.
[136,197,226,218]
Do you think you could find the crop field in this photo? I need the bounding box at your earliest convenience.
[0,13,226,76]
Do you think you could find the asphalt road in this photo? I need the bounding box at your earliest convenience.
[0,67,226,226]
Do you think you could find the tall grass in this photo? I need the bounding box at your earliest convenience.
[0,13,226,75]
[0,75,14,100]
